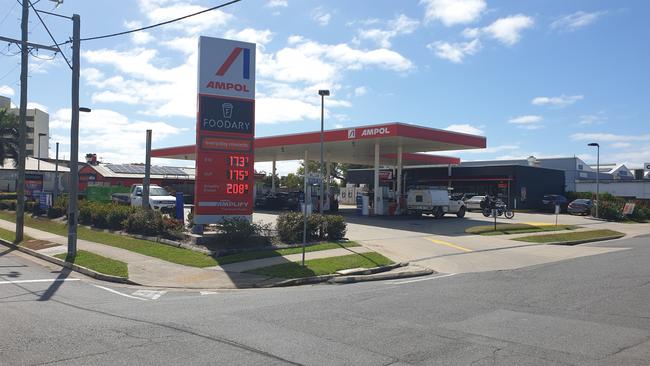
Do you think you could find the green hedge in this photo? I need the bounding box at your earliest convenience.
[276,213,347,243]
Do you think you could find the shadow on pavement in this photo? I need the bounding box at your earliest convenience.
[38,259,72,302]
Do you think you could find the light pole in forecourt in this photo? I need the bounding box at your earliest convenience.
[318,89,329,215]
[588,142,600,218]
[37,133,46,171]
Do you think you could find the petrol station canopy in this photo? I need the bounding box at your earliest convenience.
[151,122,486,166]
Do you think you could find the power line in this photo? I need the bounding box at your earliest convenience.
[0,62,19,82]
[0,1,19,28]
[53,0,242,46]
[27,0,71,69]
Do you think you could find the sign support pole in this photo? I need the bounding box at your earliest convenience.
[302,150,308,266]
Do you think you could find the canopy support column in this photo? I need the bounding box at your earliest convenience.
[271,158,276,193]
[396,145,403,215]
[326,154,331,210]
[374,142,381,215]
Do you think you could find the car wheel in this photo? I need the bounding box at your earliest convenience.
[456,206,466,218]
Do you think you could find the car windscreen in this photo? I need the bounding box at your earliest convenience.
[150,187,170,196]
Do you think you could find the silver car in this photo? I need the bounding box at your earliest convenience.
[464,195,485,211]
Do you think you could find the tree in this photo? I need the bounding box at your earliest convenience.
[0,108,19,167]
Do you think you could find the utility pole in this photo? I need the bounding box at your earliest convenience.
[142,129,152,210]
[53,142,59,200]
[67,14,80,256]
[15,0,29,244]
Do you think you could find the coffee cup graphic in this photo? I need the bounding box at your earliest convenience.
[222,103,234,119]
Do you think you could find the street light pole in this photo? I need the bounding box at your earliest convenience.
[318,89,329,215]
[588,142,600,218]
[37,133,46,171]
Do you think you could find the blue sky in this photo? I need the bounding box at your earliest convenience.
[0,0,648,174]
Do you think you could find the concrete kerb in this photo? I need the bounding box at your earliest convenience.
[263,262,434,287]
[0,239,138,285]
[542,233,626,246]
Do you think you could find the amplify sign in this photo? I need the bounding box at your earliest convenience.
[195,37,256,224]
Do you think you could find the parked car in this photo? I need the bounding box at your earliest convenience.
[111,184,176,212]
[464,195,485,212]
[255,192,300,211]
[541,194,568,212]
[567,199,593,215]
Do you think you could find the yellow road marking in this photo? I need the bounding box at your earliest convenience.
[425,238,473,252]
[522,222,555,227]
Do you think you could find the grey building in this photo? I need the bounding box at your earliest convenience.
[1,95,50,159]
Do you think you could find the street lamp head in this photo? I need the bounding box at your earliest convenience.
[318,90,330,96]
[38,133,47,137]
[79,107,91,113]
[588,142,599,147]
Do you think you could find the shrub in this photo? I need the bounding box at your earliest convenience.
[47,206,64,219]
[276,213,346,243]
[162,216,185,237]
[216,218,271,244]
[594,200,623,221]
[123,207,165,236]
[325,215,347,240]
[0,199,16,210]
[106,205,133,230]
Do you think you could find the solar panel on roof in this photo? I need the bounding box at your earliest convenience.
[105,164,187,176]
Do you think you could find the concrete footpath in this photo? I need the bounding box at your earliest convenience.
[0,218,414,289]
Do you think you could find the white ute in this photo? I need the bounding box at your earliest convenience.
[112,184,176,212]
[406,187,466,219]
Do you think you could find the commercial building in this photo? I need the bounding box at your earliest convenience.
[1,96,50,159]
[346,164,565,210]
[0,157,69,197]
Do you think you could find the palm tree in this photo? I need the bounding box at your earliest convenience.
[0,108,20,167]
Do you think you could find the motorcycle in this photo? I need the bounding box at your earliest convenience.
[482,200,515,219]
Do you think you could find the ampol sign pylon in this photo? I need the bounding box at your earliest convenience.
[194,36,256,225]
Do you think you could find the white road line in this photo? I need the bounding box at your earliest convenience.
[389,273,457,285]
[200,291,218,295]
[91,284,148,301]
[132,290,167,300]
[0,278,81,285]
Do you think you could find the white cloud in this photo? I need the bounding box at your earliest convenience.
[531,94,583,107]
[50,107,184,163]
[571,133,650,142]
[509,115,542,124]
[446,143,520,155]
[444,124,484,135]
[579,114,607,125]
[266,0,288,8]
[138,0,233,35]
[551,11,606,31]
[483,15,534,45]
[420,0,486,26]
[461,27,481,38]
[224,28,274,46]
[27,102,48,112]
[357,14,419,48]
[256,98,321,124]
[428,39,481,63]
[0,85,15,97]
[354,86,367,97]
[610,142,631,149]
[312,7,331,26]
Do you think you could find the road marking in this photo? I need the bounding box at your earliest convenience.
[132,289,167,300]
[0,278,81,285]
[389,273,457,285]
[425,238,473,252]
[91,284,148,301]
[200,291,219,295]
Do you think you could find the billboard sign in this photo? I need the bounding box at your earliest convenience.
[195,37,256,224]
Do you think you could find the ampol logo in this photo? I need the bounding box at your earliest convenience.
[347,129,356,139]
[216,47,251,79]
[361,127,390,137]
[205,47,252,92]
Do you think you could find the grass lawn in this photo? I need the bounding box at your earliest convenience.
[0,226,32,243]
[513,229,625,244]
[55,250,129,278]
[245,252,394,279]
[214,241,360,265]
[0,211,218,268]
[466,223,578,236]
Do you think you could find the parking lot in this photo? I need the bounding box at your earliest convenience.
[253,208,647,274]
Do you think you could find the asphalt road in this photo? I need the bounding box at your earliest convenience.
[1,236,649,365]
